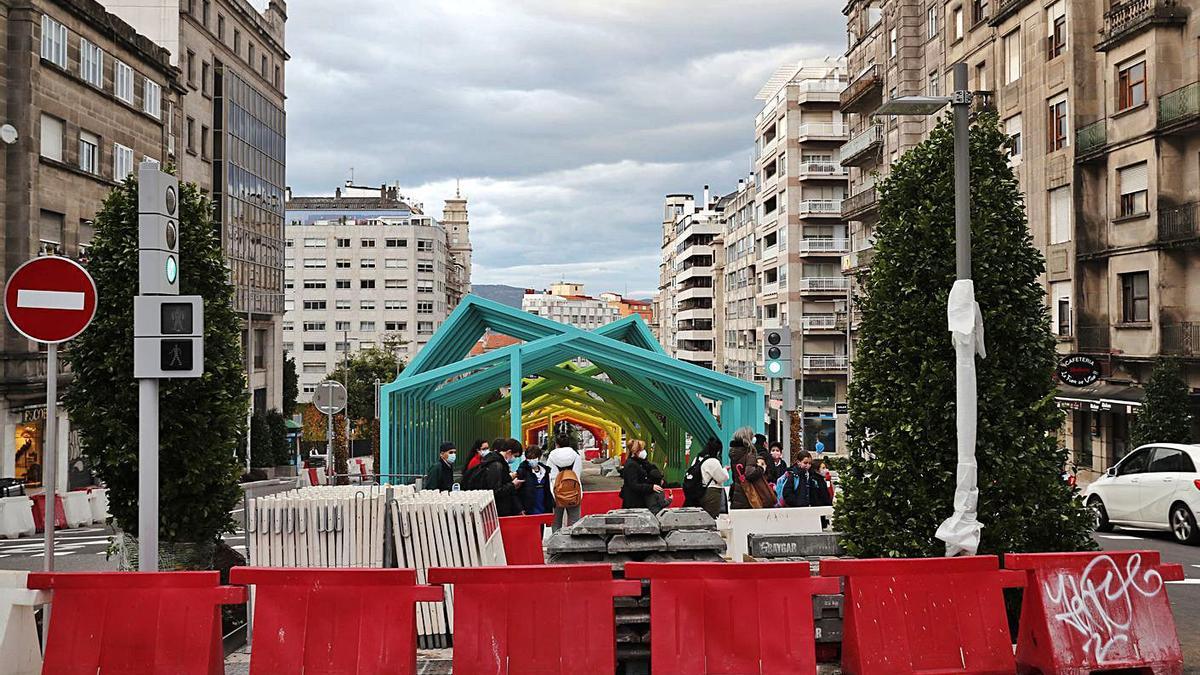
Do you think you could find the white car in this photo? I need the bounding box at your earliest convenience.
[1084,443,1200,545]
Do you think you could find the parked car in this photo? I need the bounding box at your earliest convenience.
[1083,443,1200,545]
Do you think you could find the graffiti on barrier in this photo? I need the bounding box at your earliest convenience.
[1044,553,1165,664]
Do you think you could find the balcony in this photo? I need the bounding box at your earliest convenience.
[1158,201,1200,243]
[798,277,850,293]
[1097,0,1187,52]
[796,123,849,142]
[841,186,878,220]
[803,355,849,371]
[1077,325,1112,353]
[1162,322,1200,355]
[1074,120,1107,162]
[801,313,847,331]
[795,78,846,104]
[797,162,847,180]
[840,64,883,114]
[1158,82,1200,132]
[989,0,1034,26]
[797,238,849,254]
[676,285,714,302]
[840,125,884,168]
[797,199,843,217]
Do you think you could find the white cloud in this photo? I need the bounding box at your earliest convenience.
[285,0,844,294]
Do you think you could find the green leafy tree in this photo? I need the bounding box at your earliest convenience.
[64,175,244,550]
[266,410,291,466]
[1130,358,1193,449]
[834,115,1094,558]
[282,355,299,417]
[326,346,404,425]
[247,412,271,468]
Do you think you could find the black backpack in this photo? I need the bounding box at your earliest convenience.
[682,456,707,506]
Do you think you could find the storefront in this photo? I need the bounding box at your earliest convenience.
[1055,382,1143,478]
[1,400,75,492]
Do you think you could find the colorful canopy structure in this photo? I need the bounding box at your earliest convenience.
[380,295,763,482]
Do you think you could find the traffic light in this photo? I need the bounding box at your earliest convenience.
[762,328,791,379]
[137,162,180,296]
[133,296,204,378]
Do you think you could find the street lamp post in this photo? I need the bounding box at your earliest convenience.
[876,61,982,556]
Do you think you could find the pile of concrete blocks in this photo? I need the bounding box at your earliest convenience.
[546,507,725,674]
[744,531,846,652]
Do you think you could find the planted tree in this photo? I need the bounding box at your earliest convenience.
[282,355,299,417]
[1130,358,1193,450]
[834,115,1094,558]
[64,175,244,567]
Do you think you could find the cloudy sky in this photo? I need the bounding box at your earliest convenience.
[285,1,844,297]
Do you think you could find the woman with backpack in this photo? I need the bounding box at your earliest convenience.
[729,438,774,509]
[547,433,583,531]
[781,450,824,508]
[682,437,728,519]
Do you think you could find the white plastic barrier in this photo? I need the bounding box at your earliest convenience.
[723,506,834,562]
[0,571,49,675]
[0,497,36,539]
[87,488,109,523]
[61,492,92,528]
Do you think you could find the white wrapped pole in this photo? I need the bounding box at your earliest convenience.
[937,279,986,556]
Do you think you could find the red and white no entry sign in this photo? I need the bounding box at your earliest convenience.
[4,256,98,343]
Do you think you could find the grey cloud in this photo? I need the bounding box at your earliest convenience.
[285,0,844,294]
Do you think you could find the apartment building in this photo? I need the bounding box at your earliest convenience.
[715,178,760,384]
[755,59,852,452]
[842,0,1200,475]
[284,183,468,401]
[1,0,177,489]
[523,283,619,330]
[657,189,723,369]
[100,0,289,414]
[598,292,654,325]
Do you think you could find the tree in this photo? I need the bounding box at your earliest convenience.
[833,115,1095,558]
[1130,358,1193,449]
[282,355,299,417]
[326,346,404,425]
[64,174,244,557]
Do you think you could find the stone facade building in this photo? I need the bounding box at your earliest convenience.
[284,183,470,402]
[522,283,619,331]
[0,0,178,488]
[841,0,1200,475]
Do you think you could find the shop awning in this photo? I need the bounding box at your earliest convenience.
[1055,382,1144,412]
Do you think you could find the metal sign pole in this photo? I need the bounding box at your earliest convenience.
[43,344,58,572]
[326,406,333,477]
[138,378,159,571]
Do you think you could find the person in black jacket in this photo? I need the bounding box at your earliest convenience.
[808,457,833,507]
[474,444,524,516]
[619,440,664,510]
[765,441,789,483]
[422,442,456,492]
[516,446,553,515]
[781,450,822,507]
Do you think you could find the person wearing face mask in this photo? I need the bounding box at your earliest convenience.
[471,437,524,516]
[765,441,789,483]
[423,442,456,492]
[619,440,666,511]
[781,450,820,508]
[504,439,525,474]
[516,445,553,515]
[461,439,488,488]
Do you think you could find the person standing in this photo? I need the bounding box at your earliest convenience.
[547,434,583,531]
[729,438,773,509]
[809,457,833,507]
[765,442,789,483]
[475,439,524,516]
[461,439,489,487]
[619,440,665,511]
[517,445,553,515]
[423,442,456,492]
[782,450,819,507]
[694,438,729,518]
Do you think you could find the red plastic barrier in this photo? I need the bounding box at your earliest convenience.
[1006,550,1185,675]
[27,571,245,675]
[30,494,67,533]
[230,567,442,675]
[498,514,553,564]
[820,556,1025,675]
[624,561,839,674]
[427,564,640,674]
[579,490,623,515]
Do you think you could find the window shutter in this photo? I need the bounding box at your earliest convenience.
[1050,187,1071,244]
[1119,163,1148,195]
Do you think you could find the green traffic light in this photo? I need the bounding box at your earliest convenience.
[165,255,178,284]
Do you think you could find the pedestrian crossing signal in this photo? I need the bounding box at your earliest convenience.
[160,339,194,371]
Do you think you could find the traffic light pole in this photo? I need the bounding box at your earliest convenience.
[138,378,159,571]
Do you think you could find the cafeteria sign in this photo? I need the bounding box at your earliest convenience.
[1058,355,1099,387]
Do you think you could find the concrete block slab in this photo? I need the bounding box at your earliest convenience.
[663,529,727,552]
[607,534,667,554]
[545,531,608,555]
[571,510,660,536]
[656,507,717,532]
[545,551,607,565]
[747,532,844,558]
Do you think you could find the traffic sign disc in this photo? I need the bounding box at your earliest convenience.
[4,257,98,343]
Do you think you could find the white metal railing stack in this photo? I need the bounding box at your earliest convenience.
[389,490,505,647]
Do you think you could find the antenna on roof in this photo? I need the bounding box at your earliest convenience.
[456,178,461,198]
[349,166,355,184]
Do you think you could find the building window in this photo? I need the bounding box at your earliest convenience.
[143,79,161,118]
[1047,95,1068,151]
[335,279,351,289]
[80,39,104,88]
[927,6,937,38]
[78,131,99,174]
[274,65,281,89]
[113,143,134,180]
[928,70,939,97]
[1120,272,1150,323]
[417,239,434,252]
[302,300,327,311]
[384,300,404,310]
[974,61,988,91]
[302,279,326,289]
[303,237,326,247]
[384,279,406,289]
[1003,30,1021,84]
[39,210,64,255]
[302,321,326,331]
[385,321,406,331]
[202,61,211,95]
[418,321,434,335]
[335,321,351,331]
[385,238,407,247]
[361,279,376,289]
[971,0,989,25]
[360,321,376,332]
[302,342,327,352]
[248,43,255,66]
[417,302,433,314]
[115,61,134,103]
[1005,114,1022,162]
[1047,1,1066,59]
[417,262,434,274]
[360,259,376,269]
[335,259,351,268]
[384,258,406,269]
[336,300,351,310]
[1049,186,1071,244]
[200,125,210,160]
[953,7,964,41]
[361,238,376,248]
[202,0,210,26]
[1051,281,1071,336]
[40,16,68,68]
[889,26,897,58]
[1118,162,1149,218]
[1117,60,1146,111]
[336,238,351,247]
[39,114,63,161]
[360,300,376,310]
[417,280,434,294]
[217,14,225,40]
[185,49,195,84]
[261,55,268,79]
[186,117,195,153]
[234,29,241,55]
[302,258,326,268]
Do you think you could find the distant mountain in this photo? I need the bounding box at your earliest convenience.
[471,284,527,309]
